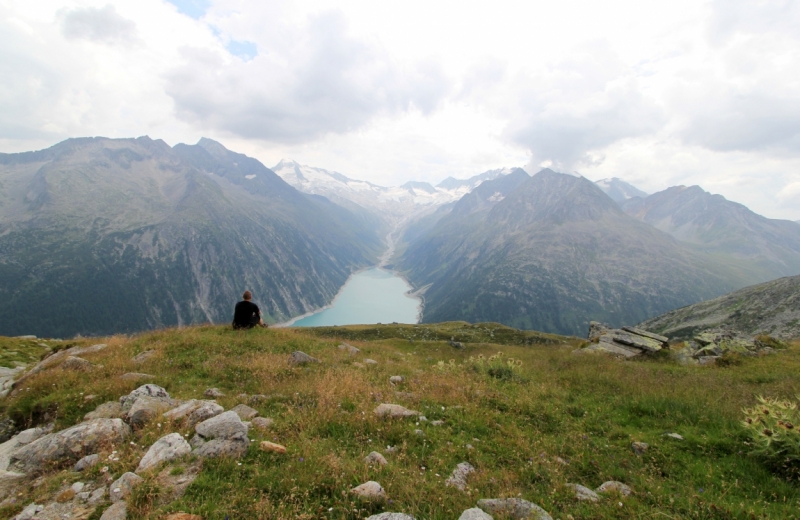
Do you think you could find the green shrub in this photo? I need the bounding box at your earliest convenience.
[466,352,524,381]
[742,395,800,478]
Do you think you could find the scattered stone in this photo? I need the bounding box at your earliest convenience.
[99,500,127,520]
[374,403,420,418]
[204,388,225,398]
[137,432,192,472]
[0,426,52,471]
[445,462,475,491]
[12,343,107,389]
[77,491,91,501]
[260,441,287,454]
[459,508,493,520]
[0,470,26,484]
[164,400,224,428]
[595,481,632,496]
[16,335,36,339]
[193,412,249,459]
[389,376,404,384]
[85,402,124,421]
[248,394,269,404]
[477,498,553,520]
[583,322,667,357]
[366,514,414,520]
[364,451,388,465]
[554,457,569,466]
[127,395,175,429]
[364,359,378,365]
[12,503,43,520]
[120,384,169,411]
[414,429,424,436]
[289,351,320,365]
[10,419,131,474]
[567,483,599,502]
[164,514,204,520]
[84,394,96,402]
[350,481,386,502]
[250,417,274,430]
[664,432,684,440]
[385,446,397,454]
[155,461,202,505]
[88,486,107,505]
[62,356,94,371]
[72,482,85,493]
[698,356,719,366]
[231,404,258,421]
[120,373,155,381]
[110,472,143,502]
[353,362,366,368]
[431,420,445,426]
[196,411,247,440]
[56,488,76,502]
[132,350,156,364]
[418,416,427,422]
[194,433,249,459]
[338,343,360,355]
[448,340,465,350]
[631,442,649,455]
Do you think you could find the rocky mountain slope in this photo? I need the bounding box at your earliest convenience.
[594,177,648,203]
[621,185,800,282]
[0,137,382,338]
[639,274,800,340]
[397,169,747,336]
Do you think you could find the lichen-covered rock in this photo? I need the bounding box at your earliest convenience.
[85,402,124,421]
[459,508,493,520]
[11,419,131,474]
[374,404,420,418]
[137,432,192,472]
[366,514,414,520]
[74,453,100,472]
[338,343,360,354]
[62,356,94,371]
[163,400,224,428]
[110,472,142,502]
[364,451,388,465]
[350,481,386,502]
[231,404,258,421]
[126,396,175,429]
[250,417,274,430]
[132,350,156,364]
[389,376,404,384]
[204,388,225,398]
[631,441,649,455]
[195,411,247,440]
[567,483,599,502]
[445,462,475,491]
[120,384,169,411]
[0,426,51,471]
[99,500,127,520]
[477,498,552,520]
[289,351,320,365]
[596,481,632,496]
[193,432,249,459]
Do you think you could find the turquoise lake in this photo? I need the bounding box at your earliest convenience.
[291,268,420,327]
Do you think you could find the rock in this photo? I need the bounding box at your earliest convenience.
[100,500,127,520]
[10,419,131,474]
[164,514,204,520]
[338,343,360,355]
[350,481,386,502]
[588,321,610,341]
[204,388,225,398]
[698,356,719,365]
[196,410,247,440]
[0,426,51,471]
[389,376,404,384]
[155,461,202,505]
[74,453,100,471]
[137,432,192,472]
[364,451,388,465]
[448,340,465,350]
[62,356,94,371]
[110,472,143,502]
[231,404,258,421]
[77,491,91,501]
[163,400,224,428]
[477,498,553,520]
[259,441,287,454]
[57,488,76,502]
[364,359,378,365]
[126,395,174,429]
[248,394,269,404]
[193,432,249,459]
[431,420,444,426]
[621,326,668,344]
[445,462,475,491]
[459,508,493,520]
[12,503,43,520]
[0,470,26,483]
[366,514,414,520]
[120,373,155,381]
[85,402,124,421]
[120,384,169,411]
[595,481,632,496]
[664,432,684,440]
[567,483,599,502]
[631,441,649,455]
[374,404,420,418]
[88,486,107,505]
[132,350,156,364]
[12,343,107,388]
[289,351,319,365]
[584,322,667,357]
[250,417,274,430]
[584,339,641,358]
[72,482,85,493]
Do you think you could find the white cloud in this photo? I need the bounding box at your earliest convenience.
[59,5,140,46]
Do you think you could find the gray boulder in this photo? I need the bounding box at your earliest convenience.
[132,350,156,364]
[84,401,124,421]
[596,481,632,496]
[477,498,552,520]
[567,483,599,502]
[583,322,667,357]
[445,462,475,491]
[99,500,127,520]
[374,403,420,418]
[12,503,43,520]
[74,453,100,472]
[62,356,94,371]
[389,376,404,384]
[204,388,225,398]
[338,343,360,354]
[11,419,131,474]
[163,399,223,428]
[195,410,247,440]
[193,431,249,459]
[231,404,258,420]
[193,410,249,459]
[289,351,320,365]
[88,486,107,505]
[120,384,169,411]
[0,426,51,471]
[350,481,386,502]
[126,396,174,429]
[459,508,493,520]
[136,432,192,472]
[631,441,649,455]
[364,451,388,466]
[366,514,414,520]
[110,472,142,502]
[250,417,274,430]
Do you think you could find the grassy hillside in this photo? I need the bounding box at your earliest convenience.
[1,324,799,519]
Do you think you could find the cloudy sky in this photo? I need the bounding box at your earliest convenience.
[1,0,799,219]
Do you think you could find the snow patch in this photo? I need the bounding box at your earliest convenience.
[245,174,256,180]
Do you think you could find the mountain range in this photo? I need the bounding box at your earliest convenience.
[0,137,381,338]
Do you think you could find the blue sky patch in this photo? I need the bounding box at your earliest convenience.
[165,0,210,19]
[226,39,258,61]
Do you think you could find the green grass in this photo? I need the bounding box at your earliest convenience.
[1,324,799,519]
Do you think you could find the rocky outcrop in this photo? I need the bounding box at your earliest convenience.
[10,419,131,474]
[445,462,475,491]
[674,330,780,365]
[192,411,249,459]
[476,498,552,520]
[583,322,668,358]
[374,404,420,418]
[163,399,224,428]
[289,351,320,365]
[137,432,192,472]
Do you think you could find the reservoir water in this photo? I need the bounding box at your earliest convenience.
[290,268,420,327]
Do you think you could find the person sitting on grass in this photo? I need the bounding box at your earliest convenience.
[232,290,267,329]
